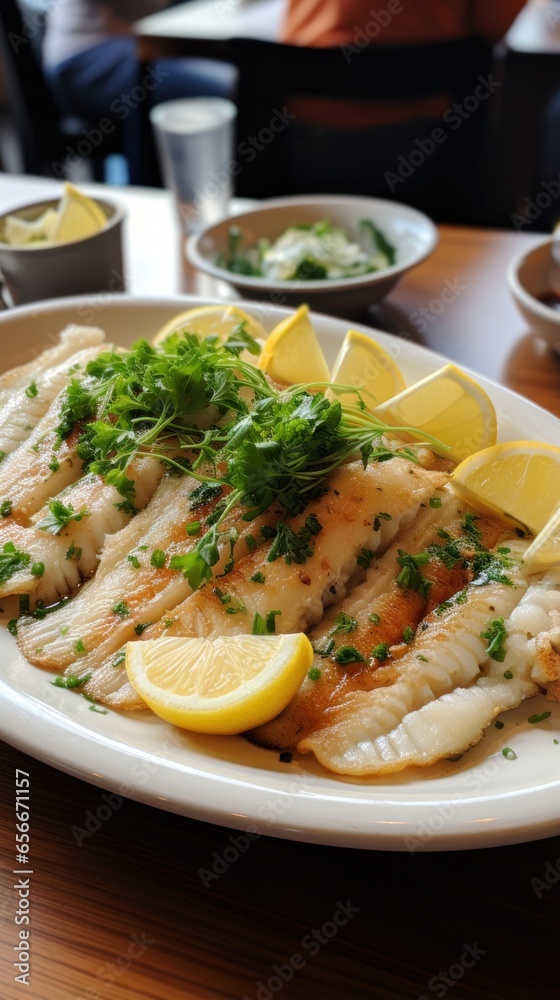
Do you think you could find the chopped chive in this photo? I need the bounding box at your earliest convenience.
[134,622,151,636]
[150,549,166,568]
[53,673,91,689]
[7,618,18,636]
[308,667,321,681]
[185,520,201,537]
[403,626,415,644]
[502,747,517,760]
[503,669,513,680]
[368,613,381,626]
[429,497,442,508]
[251,571,266,583]
[127,555,141,569]
[31,561,45,577]
[74,639,86,655]
[527,711,552,724]
[495,720,505,730]
[0,500,12,517]
[416,654,429,662]
[25,381,38,398]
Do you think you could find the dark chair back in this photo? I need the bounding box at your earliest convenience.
[0,0,122,179]
[232,37,495,223]
[0,0,67,174]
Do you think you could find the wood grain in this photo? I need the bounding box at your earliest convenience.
[1,745,559,1000]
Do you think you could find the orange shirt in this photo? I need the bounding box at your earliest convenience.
[281,0,525,128]
[282,0,526,48]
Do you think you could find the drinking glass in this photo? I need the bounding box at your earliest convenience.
[150,98,237,235]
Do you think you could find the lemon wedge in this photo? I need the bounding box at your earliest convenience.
[257,304,330,384]
[53,183,106,243]
[523,506,560,571]
[451,441,560,534]
[5,208,59,246]
[374,363,497,461]
[152,303,267,346]
[329,329,405,409]
[125,633,313,734]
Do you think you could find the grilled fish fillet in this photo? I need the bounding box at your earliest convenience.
[0,456,165,603]
[151,458,446,642]
[298,538,530,774]
[0,324,104,408]
[0,329,104,458]
[57,455,446,710]
[0,348,109,523]
[339,569,560,775]
[250,487,506,752]
[16,474,282,677]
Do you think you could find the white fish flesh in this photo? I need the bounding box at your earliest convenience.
[299,539,530,774]
[0,329,104,458]
[249,487,506,752]
[334,570,560,775]
[0,324,104,409]
[0,456,165,603]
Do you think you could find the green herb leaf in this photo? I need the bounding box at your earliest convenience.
[53,673,91,689]
[37,500,90,535]
[527,711,552,724]
[334,645,365,665]
[396,549,431,597]
[480,617,508,662]
[0,542,30,585]
[371,642,390,661]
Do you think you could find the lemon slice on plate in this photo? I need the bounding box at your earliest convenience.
[125,633,313,734]
[53,182,107,243]
[523,506,560,571]
[329,329,405,408]
[257,304,330,384]
[375,363,497,461]
[451,441,560,534]
[152,304,267,346]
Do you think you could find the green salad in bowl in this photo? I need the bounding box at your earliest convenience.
[217,218,396,281]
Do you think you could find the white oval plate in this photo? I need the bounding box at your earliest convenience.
[1,295,559,852]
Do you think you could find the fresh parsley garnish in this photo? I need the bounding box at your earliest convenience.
[0,542,30,584]
[251,610,281,634]
[267,515,323,566]
[480,617,508,662]
[37,500,90,535]
[332,612,358,635]
[334,646,365,665]
[396,549,431,597]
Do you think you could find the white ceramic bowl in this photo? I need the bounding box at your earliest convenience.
[187,195,438,319]
[507,238,560,343]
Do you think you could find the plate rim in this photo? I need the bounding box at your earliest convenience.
[0,292,559,852]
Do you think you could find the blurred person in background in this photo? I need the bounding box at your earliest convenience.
[43,0,237,183]
[278,0,526,221]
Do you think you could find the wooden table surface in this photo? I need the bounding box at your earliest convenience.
[0,175,559,1000]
